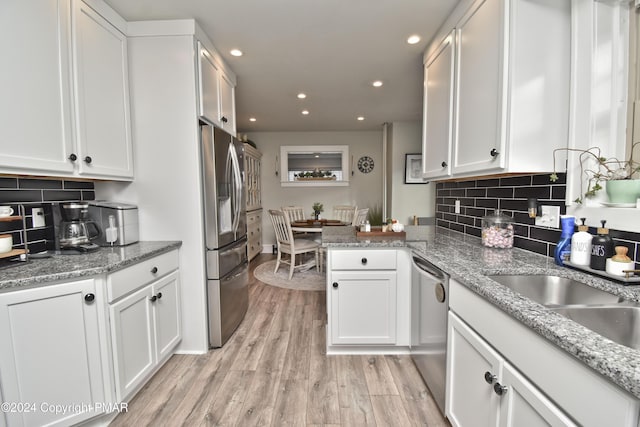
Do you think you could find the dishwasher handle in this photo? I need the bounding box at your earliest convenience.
[412,255,448,282]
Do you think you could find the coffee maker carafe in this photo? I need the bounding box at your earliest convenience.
[58,202,101,252]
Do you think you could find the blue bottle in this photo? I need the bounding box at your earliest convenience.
[554,215,575,265]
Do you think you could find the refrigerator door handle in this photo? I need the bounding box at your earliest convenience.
[229,141,242,234]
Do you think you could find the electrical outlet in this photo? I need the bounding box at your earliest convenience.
[32,207,45,228]
[454,200,461,214]
[534,205,560,228]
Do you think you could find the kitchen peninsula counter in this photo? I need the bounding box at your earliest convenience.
[323,225,640,399]
[0,241,182,292]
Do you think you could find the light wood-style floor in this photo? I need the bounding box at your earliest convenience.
[111,254,450,426]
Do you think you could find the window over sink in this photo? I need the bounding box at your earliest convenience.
[280,145,350,187]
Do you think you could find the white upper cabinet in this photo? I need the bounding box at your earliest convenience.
[197,42,237,136]
[0,0,75,174]
[423,0,571,179]
[72,0,133,179]
[0,0,133,180]
[422,31,455,180]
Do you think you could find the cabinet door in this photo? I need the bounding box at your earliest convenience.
[219,71,236,135]
[453,0,506,175]
[152,271,182,362]
[198,42,222,126]
[72,0,133,179]
[110,285,155,402]
[447,312,501,427]
[330,271,396,344]
[499,362,576,427]
[0,279,105,427]
[422,30,455,179]
[0,0,75,175]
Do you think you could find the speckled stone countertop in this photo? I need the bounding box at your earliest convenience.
[0,241,182,292]
[323,225,640,399]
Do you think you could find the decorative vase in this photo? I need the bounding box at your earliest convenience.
[605,179,640,204]
[314,211,320,220]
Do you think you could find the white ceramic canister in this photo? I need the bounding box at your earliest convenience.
[0,234,13,253]
[606,246,635,277]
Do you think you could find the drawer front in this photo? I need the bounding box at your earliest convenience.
[247,210,262,226]
[248,239,262,260]
[330,249,396,270]
[108,250,179,303]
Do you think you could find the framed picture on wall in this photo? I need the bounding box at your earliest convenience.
[404,153,428,184]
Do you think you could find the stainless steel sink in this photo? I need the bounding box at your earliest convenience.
[487,275,623,307]
[550,305,640,350]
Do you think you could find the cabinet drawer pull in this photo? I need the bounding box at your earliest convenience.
[157,292,163,300]
[84,156,92,164]
[84,293,95,303]
[441,161,447,168]
[68,153,77,162]
[332,282,339,288]
[484,371,496,384]
[361,258,368,265]
[221,116,228,123]
[493,382,508,396]
[151,267,158,274]
[490,148,499,158]
[150,295,157,302]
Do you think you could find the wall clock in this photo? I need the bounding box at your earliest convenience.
[357,156,374,173]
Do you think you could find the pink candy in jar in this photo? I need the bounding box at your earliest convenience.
[481,209,514,248]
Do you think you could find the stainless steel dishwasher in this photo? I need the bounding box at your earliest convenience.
[410,253,449,416]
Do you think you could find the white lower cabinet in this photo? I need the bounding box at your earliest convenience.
[448,279,640,427]
[0,279,107,427]
[109,261,181,402]
[326,248,411,353]
[447,312,575,427]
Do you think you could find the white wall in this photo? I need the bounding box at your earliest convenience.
[387,121,435,224]
[248,130,384,248]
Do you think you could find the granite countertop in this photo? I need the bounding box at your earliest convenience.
[323,225,640,399]
[0,241,182,292]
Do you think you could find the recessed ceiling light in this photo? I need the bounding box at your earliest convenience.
[357,116,365,121]
[407,35,421,45]
[249,117,256,122]
[297,93,307,99]
[230,49,243,57]
[302,110,309,115]
[372,80,383,88]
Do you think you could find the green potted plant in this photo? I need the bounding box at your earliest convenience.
[312,202,323,220]
[551,142,640,204]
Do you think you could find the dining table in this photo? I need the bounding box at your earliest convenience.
[290,219,350,233]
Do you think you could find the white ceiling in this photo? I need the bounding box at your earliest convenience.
[104,0,460,132]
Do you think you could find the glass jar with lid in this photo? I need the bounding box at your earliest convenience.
[481,209,514,248]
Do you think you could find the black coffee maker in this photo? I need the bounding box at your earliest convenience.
[55,202,101,252]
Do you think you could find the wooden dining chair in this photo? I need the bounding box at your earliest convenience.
[281,206,305,222]
[268,209,320,279]
[352,208,369,226]
[333,205,357,223]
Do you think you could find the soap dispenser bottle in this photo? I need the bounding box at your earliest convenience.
[554,215,575,266]
[590,220,615,271]
[569,218,592,266]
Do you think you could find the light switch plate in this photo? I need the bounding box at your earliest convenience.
[454,200,461,214]
[32,207,45,228]
[534,205,560,228]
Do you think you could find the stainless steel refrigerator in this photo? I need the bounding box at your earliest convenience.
[201,122,249,348]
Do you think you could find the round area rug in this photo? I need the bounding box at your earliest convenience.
[253,260,325,291]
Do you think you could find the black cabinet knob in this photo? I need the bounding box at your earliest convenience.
[151,267,158,274]
[150,295,157,302]
[361,258,367,265]
[494,382,508,396]
[68,153,77,162]
[484,371,496,384]
[332,282,339,288]
[84,293,95,303]
[221,116,228,123]
[441,161,447,168]
[84,156,92,164]
[490,148,499,157]
[157,292,163,299]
